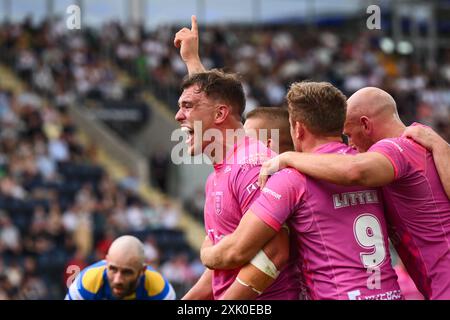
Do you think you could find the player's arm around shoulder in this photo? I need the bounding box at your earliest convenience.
[403,125,450,199]
[432,142,450,199]
[201,169,302,270]
[344,151,396,187]
[260,151,395,189]
[200,211,275,270]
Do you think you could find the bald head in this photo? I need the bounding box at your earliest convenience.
[107,235,145,268]
[106,235,146,299]
[347,87,399,121]
[343,87,406,152]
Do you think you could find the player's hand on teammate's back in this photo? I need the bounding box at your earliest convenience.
[174,15,200,63]
[258,153,289,189]
[402,126,446,151]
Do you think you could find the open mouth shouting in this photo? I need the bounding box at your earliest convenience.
[181,126,195,146]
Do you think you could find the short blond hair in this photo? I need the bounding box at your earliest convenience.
[287,81,347,136]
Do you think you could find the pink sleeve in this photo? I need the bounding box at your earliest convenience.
[369,139,409,180]
[250,169,306,231]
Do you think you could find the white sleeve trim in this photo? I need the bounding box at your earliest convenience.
[67,276,85,300]
[163,284,176,300]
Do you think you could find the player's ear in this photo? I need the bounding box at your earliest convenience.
[295,121,305,140]
[360,116,372,134]
[214,104,230,124]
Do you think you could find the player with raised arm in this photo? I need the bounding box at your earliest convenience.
[175,17,294,153]
[175,17,304,300]
[200,82,403,300]
[258,87,450,299]
[65,236,175,300]
[174,16,205,75]
[175,16,300,300]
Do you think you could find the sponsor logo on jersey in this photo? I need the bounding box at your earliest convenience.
[262,187,282,200]
[215,191,223,215]
[246,182,259,194]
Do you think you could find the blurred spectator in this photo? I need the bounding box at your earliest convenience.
[0,176,26,199]
[17,275,48,300]
[161,254,196,294]
[150,148,170,193]
[95,228,116,259]
[158,199,181,229]
[126,200,148,232]
[119,169,140,193]
[0,215,21,254]
[143,235,160,268]
[185,187,205,223]
[189,258,206,281]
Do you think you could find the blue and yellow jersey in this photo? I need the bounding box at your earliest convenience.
[65,260,176,300]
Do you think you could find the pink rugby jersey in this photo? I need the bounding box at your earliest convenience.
[204,136,301,300]
[369,123,450,300]
[250,142,402,300]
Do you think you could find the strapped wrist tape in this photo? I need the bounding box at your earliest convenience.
[250,250,280,279]
[236,277,263,295]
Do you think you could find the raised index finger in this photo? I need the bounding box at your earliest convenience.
[191,15,198,34]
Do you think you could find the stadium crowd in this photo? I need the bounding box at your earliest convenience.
[113,21,450,142]
[1,17,449,143]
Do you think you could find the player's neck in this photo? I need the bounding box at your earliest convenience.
[208,121,245,165]
[302,136,343,153]
[375,120,406,141]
